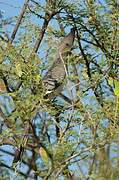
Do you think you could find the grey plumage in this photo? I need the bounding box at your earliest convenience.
[43,28,75,96]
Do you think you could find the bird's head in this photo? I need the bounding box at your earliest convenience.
[58,28,75,55]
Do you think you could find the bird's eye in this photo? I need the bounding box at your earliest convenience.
[66,43,69,46]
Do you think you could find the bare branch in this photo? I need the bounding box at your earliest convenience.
[10,0,29,43]
[32,18,50,53]
[27,5,45,20]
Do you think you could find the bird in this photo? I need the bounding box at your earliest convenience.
[42,28,75,97]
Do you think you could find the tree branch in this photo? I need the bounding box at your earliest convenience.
[76,29,91,78]
[32,18,50,53]
[10,0,29,43]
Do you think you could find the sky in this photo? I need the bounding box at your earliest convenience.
[0,0,24,18]
[0,0,25,37]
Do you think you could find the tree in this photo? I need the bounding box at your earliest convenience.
[0,0,119,179]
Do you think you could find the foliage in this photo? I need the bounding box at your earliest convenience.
[0,0,119,179]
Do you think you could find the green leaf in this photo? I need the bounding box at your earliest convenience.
[114,79,119,96]
[39,147,50,166]
[108,77,113,86]
[15,63,22,77]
